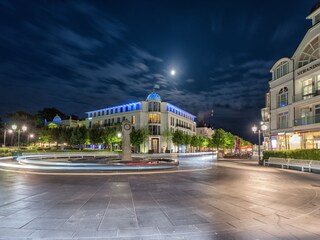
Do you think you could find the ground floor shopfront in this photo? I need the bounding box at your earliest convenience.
[270,130,320,150]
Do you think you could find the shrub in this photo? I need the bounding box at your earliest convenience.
[263,149,320,161]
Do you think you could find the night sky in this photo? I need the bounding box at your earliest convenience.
[0,0,317,141]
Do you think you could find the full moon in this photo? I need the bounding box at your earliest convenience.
[170,69,176,76]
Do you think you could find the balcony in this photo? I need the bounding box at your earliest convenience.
[294,114,320,126]
[293,90,320,102]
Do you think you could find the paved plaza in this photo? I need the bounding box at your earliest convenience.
[0,156,320,239]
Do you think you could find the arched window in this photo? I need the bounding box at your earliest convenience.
[278,87,288,107]
[298,36,320,68]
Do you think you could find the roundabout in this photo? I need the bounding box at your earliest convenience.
[0,152,215,175]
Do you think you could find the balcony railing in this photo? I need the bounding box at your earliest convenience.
[293,90,320,102]
[294,114,320,126]
[176,124,192,130]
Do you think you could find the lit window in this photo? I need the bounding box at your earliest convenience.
[148,113,160,123]
[131,115,136,124]
[302,79,313,99]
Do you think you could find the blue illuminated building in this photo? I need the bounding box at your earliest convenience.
[85,92,196,153]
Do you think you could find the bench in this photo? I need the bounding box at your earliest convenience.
[265,157,289,168]
[310,160,320,172]
[265,157,320,173]
[287,159,312,172]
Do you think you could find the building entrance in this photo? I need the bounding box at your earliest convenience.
[151,138,159,153]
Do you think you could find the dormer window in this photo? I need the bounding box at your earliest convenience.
[274,62,289,80]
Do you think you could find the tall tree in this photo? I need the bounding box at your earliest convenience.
[212,129,226,156]
[89,126,104,146]
[70,126,88,150]
[183,134,192,152]
[172,130,184,153]
[190,135,198,152]
[161,128,172,152]
[224,132,235,151]
[130,128,149,153]
[140,127,149,153]
[102,126,121,151]
[60,127,73,145]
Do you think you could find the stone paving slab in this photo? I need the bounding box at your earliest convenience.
[0,157,320,239]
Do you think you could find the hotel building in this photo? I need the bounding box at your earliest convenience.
[85,92,196,153]
[263,1,320,150]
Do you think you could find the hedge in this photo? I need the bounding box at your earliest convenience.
[263,149,320,161]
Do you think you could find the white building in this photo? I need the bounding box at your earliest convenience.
[265,1,320,150]
[85,92,196,153]
[196,127,214,138]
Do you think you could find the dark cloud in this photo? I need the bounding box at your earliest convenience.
[0,0,316,142]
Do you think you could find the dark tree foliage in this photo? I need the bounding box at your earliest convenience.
[172,130,184,153]
[70,126,88,150]
[37,107,68,122]
[130,128,149,152]
[89,126,104,145]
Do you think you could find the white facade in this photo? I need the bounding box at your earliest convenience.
[196,127,214,138]
[264,3,320,150]
[85,93,196,153]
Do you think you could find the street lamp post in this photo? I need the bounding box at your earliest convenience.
[252,123,267,166]
[28,134,34,146]
[12,124,27,150]
[3,129,13,147]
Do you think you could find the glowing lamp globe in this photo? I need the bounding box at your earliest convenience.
[261,125,268,131]
[252,125,257,133]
